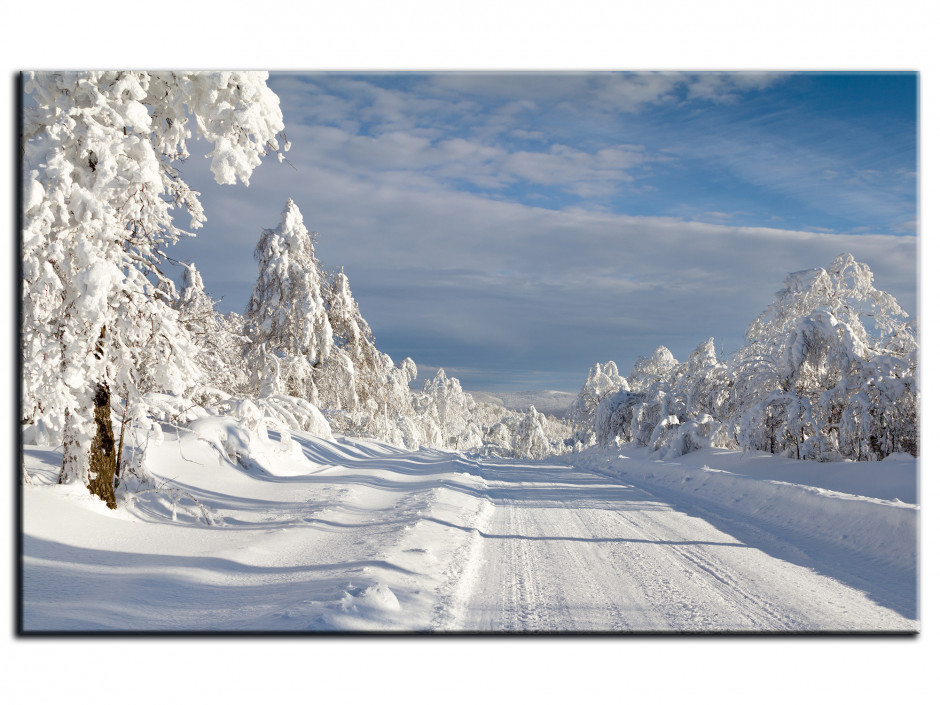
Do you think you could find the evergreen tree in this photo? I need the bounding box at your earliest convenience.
[319,271,383,420]
[244,199,332,400]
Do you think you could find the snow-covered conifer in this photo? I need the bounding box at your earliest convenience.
[244,199,332,399]
[318,270,403,434]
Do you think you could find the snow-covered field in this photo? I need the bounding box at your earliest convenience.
[21,425,917,633]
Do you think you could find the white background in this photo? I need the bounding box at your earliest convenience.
[3,2,936,702]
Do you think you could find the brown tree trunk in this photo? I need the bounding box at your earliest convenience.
[87,381,117,509]
[55,320,120,507]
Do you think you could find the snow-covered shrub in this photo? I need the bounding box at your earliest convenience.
[648,414,682,454]
[188,397,324,472]
[252,395,334,440]
[690,414,735,454]
[136,392,210,426]
[394,413,422,451]
[188,414,261,467]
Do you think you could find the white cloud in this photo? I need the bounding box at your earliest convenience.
[280,115,658,200]
[684,71,789,102]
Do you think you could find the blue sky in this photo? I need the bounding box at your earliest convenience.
[170,71,918,392]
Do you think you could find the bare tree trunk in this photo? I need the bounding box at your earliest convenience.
[59,325,117,509]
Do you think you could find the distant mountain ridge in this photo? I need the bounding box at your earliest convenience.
[468,390,577,417]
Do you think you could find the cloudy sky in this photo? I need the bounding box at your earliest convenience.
[170,71,918,393]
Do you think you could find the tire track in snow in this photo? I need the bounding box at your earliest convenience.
[455,473,660,631]
[448,456,915,632]
[601,503,793,630]
[504,502,566,631]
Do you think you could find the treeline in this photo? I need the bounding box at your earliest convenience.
[572,254,918,462]
[157,198,570,458]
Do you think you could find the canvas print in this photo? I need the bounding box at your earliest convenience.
[20,71,918,633]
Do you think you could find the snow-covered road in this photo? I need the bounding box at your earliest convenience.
[448,460,914,631]
[22,429,918,632]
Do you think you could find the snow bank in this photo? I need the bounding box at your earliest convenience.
[321,583,403,630]
[579,447,917,573]
[254,394,333,440]
[680,447,917,503]
[183,396,335,476]
[187,404,301,476]
[23,425,503,631]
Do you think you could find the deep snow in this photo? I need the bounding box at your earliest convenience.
[21,424,917,632]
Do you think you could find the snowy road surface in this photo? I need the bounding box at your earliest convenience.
[22,429,917,632]
[449,460,913,631]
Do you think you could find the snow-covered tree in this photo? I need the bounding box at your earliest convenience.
[745,253,908,350]
[168,263,252,403]
[731,254,917,460]
[680,339,732,420]
[514,406,554,460]
[568,361,629,444]
[475,400,571,459]
[590,345,729,457]
[297,267,425,446]
[627,345,680,392]
[618,345,685,447]
[593,389,644,446]
[581,254,916,462]
[414,369,483,450]
[244,199,332,400]
[319,271,389,426]
[21,71,288,506]
[380,357,422,448]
